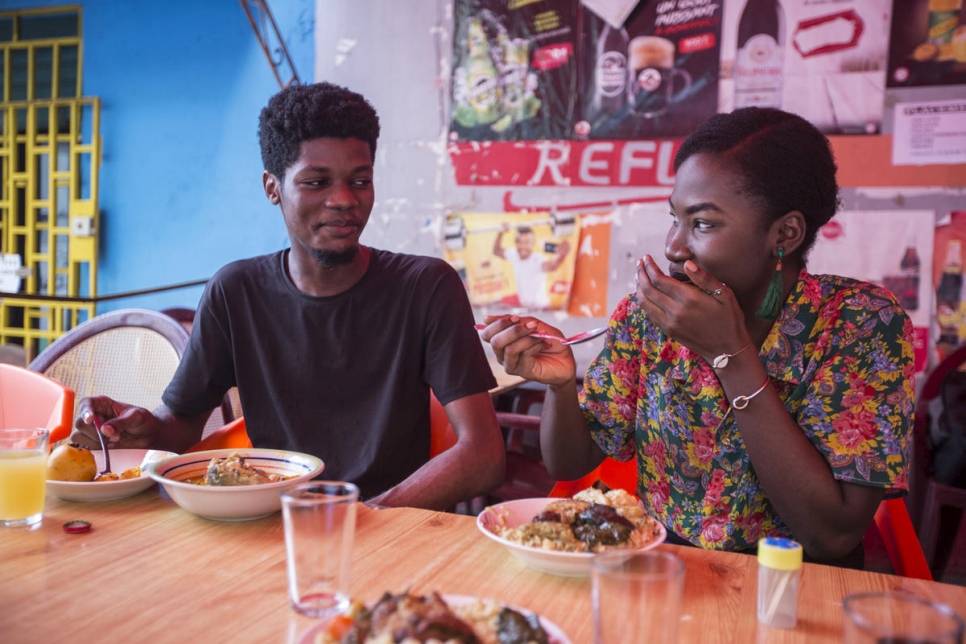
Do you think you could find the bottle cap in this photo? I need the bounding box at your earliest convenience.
[757,537,803,571]
[63,520,92,534]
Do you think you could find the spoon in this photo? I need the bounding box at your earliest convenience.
[474,324,608,346]
[91,414,113,478]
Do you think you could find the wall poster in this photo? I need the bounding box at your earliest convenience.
[450,0,578,141]
[887,0,966,88]
[576,0,723,139]
[720,0,893,134]
[444,212,581,310]
[932,210,966,364]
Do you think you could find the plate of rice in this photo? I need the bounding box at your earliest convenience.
[303,591,570,644]
[476,487,666,577]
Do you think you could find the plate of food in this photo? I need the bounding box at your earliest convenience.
[46,444,178,502]
[300,591,570,644]
[146,448,324,521]
[477,487,666,577]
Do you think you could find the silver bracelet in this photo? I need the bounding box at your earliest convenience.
[712,341,754,369]
[732,377,771,410]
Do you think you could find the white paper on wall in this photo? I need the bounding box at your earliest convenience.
[892,98,966,166]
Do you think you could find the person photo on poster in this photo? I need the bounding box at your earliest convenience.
[492,223,572,309]
[443,212,580,311]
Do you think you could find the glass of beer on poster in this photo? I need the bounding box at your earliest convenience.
[628,35,692,119]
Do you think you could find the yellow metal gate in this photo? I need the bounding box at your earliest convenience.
[0,7,100,362]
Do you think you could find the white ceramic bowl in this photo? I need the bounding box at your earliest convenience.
[47,449,178,502]
[477,497,667,577]
[146,448,325,521]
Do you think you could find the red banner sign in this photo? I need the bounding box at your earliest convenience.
[447,139,684,187]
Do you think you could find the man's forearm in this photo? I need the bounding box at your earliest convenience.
[151,405,211,453]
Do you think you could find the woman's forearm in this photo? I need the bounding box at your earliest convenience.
[539,379,605,481]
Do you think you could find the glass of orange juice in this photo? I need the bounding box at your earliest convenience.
[0,428,49,527]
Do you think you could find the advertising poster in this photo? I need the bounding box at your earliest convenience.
[720,0,893,134]
[932,210,966,363]
[808,211,934,373]
[444,212,581,310]
[576,0,723,139]
[450,0,578,141]
[565,211,613,318]
[886,0,966,88]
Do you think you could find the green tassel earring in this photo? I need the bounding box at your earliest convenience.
[756,248,784,320]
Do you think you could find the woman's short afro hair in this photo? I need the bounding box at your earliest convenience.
[674,107,840,259]
[258,82,381,180]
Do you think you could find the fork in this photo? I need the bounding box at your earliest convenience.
[474,324,607,346]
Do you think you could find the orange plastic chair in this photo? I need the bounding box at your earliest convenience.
[429,391,457,457]
[0,363,75,448]
[867,498,934,580]
[185,417,252,453]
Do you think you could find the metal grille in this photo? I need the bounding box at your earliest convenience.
[0,7,100,361]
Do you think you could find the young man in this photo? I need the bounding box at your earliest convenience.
[73,82,506,510]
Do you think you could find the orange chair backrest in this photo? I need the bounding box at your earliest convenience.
[429,391,457,457]
[549,465,602,498]
[185,392,454,458]
[550,457,638,499]
[870,498,933,580]
[185,416,252,453]
[0,363,74,448]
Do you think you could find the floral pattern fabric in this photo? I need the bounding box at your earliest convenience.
[579,271,915,551]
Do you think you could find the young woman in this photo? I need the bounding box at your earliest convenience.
[482,107,914,568]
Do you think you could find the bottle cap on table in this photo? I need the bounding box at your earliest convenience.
[757,537,803,570]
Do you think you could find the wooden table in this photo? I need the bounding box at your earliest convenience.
[3,489,965,644]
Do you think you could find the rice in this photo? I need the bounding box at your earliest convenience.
[495,488,660,553]
[313,594,551,644]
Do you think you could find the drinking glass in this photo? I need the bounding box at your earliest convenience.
[592,550,685,643]
[281,481,359,618]
[0,428,50,527]
[843,591,965,643]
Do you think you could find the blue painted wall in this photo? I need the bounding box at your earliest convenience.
[7,0,315,312]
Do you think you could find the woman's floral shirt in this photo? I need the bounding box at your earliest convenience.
[579,271,915,551]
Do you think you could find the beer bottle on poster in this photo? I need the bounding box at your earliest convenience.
[899,240,921,311]
[927,0,963,50]
[463,17,502,126]
[936,239,964,357]
[594,22,630,117]
[734,0,785,109]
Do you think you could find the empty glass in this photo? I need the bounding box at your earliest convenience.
[843,591,965,644]
[592,550,685,643]
[281,481,359,618]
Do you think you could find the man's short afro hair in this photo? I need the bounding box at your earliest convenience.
[258,82,381,180]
